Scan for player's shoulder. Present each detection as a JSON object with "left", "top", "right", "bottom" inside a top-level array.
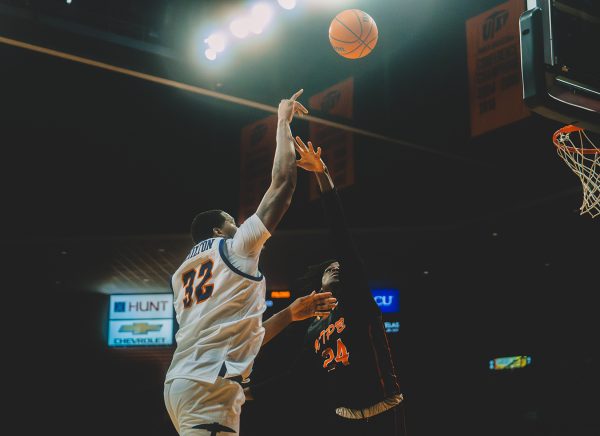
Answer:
[{"left": 237, "top": 213, "right": 268, "bottom": 233}]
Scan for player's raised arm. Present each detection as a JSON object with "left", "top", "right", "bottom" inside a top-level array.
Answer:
[
  {"left": 255, "top": 89, "right": 308, "bottom": 233},
  {"left": 295, "top": 136, "right": 369, "bottom": 296}
]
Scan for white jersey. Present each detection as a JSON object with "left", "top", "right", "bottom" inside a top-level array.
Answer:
[{"left": 165, "top": 214, "right": 270, "bottom": 385}]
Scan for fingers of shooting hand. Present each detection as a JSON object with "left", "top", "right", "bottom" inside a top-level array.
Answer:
[
  {"left": 290, "top": 89, "right": 304, "bottom": 101},
  {"left": 293, "top": 104, "right": 304, "bottom": 117},
  {"left": 316, "top": 147, "right": 322, "bottom": 158},
  {"left": 294, "top": 101, "right": 308, "bottom": 114},
  {"left": 308, "top": 141, "right": 316, "bottom": 154}
]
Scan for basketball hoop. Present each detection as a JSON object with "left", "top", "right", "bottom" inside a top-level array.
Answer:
[{"left": 553, "top": 125, "right": 600, "bottom": 218}]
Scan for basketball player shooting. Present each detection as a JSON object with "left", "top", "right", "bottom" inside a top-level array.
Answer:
[
  {"left": 246, "top": 137, "right": 405, "bottom": 436},
  {"left": 163, "top": 90, "right": 337, "bottom": 436}
]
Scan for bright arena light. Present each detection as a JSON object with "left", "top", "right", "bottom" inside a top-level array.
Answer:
[
  {"left": 277, "top": 0, "right": 296, "bottom": 10},
  {"left": 230, "top": 18, "right": 250, "bottom": 38},
  {"left": 250, "top": 3, "right": 273, "bottom": 31},
  {"left": 248, "top": 19, "right": 264, "bottom": 35},
  {"left": 205, "top": 32, "right": 227, "bottom": 52},
  {"left": 251, "top": 3, "right": 273, "bottom": 26},
  {"left": 197, "top": 1, "right": 279, "bottom": 60},
  {"left": 205, "top": 48, "right": 217, "bottom": 60}
]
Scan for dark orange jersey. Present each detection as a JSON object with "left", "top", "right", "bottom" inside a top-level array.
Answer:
[
  {"left": 300, "top": 188, "right": 401, "bottom": 411},
  {"left": 252, "top": 189, "right": 401, "bottom": 415}
]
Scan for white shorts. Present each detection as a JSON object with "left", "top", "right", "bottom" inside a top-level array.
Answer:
[{"left": 164, "top": 377, "right": 245, "bottom": 435}]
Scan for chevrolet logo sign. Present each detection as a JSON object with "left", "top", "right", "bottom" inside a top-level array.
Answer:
[{"left": 119, "top": 323, "right": 163, "bottom": 335}]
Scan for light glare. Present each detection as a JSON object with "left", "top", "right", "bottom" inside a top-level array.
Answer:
[
  {"left": 230, "top": 18, "right": 250, "bottom": 38},
  {"left": 249, "top": 3, "right": 273, "bottom": 34},
  {"left": 277, "top": 0, "right": 296, "bottom": 10},
  {"left": 251, "top": 3, "right": 273, "bottom": 24},
  {"left": 248, "top": 17, "right": 264, "bottom": 35},
  {"left": 205, "top": 48, "right": 217, "bottom": 60},
  {"left": 205, "top": 32, "right": 226, "bottom": 52}
]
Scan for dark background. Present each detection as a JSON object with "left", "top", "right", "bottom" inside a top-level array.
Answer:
[{"left": 1, "top": 0, "right": 598, "bottom": 435}]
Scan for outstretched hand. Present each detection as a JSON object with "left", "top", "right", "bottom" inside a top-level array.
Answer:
[
  {"left": 294, "top": 136, "right": 325, "bottom": 173},
  {"left": 278, "top": 89, "right": 309, "bottom": 123},
  {"left": 289, "top": 291, "right": 337, "bottom": 321}
]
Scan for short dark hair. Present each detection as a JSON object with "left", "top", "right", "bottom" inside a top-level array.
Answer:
[
  {"left": 190, "top": 210, "right": 226, "bottom": 244},
  {"left": 295, "top": 259, "right": 338, "bottom": 292}
]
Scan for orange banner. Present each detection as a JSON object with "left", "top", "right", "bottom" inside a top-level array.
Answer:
[
  {"left": 238, "top": 115, "right": 278, "bottom": 223},
  {"left": 466, "top": 0, "right": 530, "bottom": 137},
  {"left": 308, "top": 78, "right": 355, "bottom": 200}
]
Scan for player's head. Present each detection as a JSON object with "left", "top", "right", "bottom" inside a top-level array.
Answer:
[
  {"left": 321, "top": 261, "right": 341, "bottom": 291},
  {"left": 296, "top": 259, "right": 340, "bottom": 293},
  {"left": 190, "top": 210, "right": 238, "bottom": 244}
]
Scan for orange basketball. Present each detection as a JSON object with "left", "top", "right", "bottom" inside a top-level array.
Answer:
[{"left": 329, "top": 9, "right": 378, "bottom": 59}]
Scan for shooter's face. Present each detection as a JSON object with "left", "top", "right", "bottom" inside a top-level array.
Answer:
[
  {"left": 216, "top": 212, "right": 238, "bottom": 238},
  {"left": 321, "top": 262, "right": 340, "bottom": 291}
]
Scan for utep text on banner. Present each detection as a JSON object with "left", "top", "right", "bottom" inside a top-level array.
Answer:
[{"left": 466, "top": 0, "right": 530, "bottom": 137}]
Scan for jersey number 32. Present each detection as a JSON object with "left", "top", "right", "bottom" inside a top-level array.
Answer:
[{"left": 181, "top": 260, "right": 215, "bottom": 308}]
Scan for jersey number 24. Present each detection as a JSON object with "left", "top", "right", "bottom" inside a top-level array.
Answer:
[{"left": 322, "top": 338, "right": 350, "bottom": 370}]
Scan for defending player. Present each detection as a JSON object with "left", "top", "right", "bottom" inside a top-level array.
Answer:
[
  {"left": 163, "top": 90, "right": 333, "bottom": 436},
  {"left": 246, "top": 137, "right": 405, "bottom": 436}
]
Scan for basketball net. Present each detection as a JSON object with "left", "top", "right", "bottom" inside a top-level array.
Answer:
[{"left": 553, "top": 125, "right": 600, "bottom": 218}]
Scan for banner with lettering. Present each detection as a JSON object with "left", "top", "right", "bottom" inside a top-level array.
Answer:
[
  {"left": 108, "top": 293, "right": 174, "bottom": 347},
  {"left": 466, "top": 0, "right": 530, "bottom": 136}
]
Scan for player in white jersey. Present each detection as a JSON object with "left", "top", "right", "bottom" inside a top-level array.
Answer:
[{"left": 164, "top": 90, "right": 337, "bottom": 436}]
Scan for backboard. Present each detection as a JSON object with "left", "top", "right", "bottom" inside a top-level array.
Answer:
[{"left": 519, "top": 0, "right": 600, "bottom": 133}]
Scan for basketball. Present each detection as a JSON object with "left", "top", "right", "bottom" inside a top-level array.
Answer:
[{"left": 329, "top": 9, "right": 378, "bottom": 59}]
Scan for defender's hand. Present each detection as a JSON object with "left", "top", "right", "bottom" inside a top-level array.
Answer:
[
  {"left": 289, "top": 291, "right": 337, "bottom": 322},
  {"left": 295, "top": 136, "right": 325, "bottom": 173},
  {"left": 278, "top": 89, "right": 308, "bottom": 123}
]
